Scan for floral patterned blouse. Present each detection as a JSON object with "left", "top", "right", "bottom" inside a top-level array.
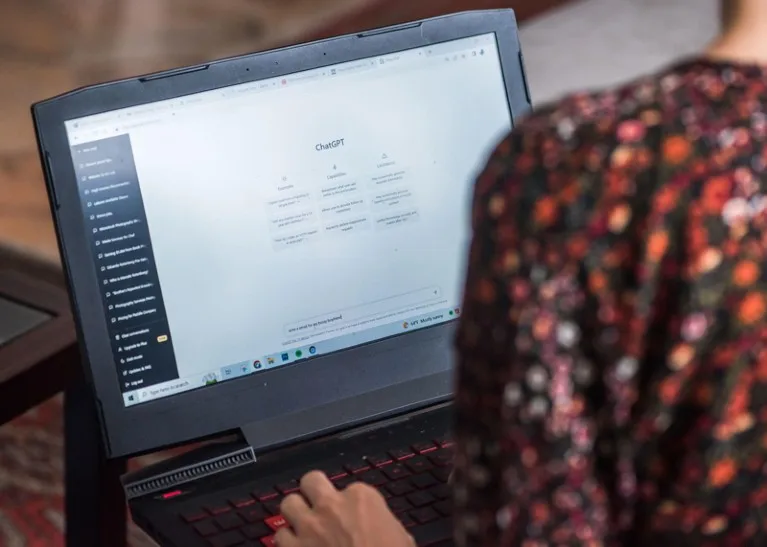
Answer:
[{"left": 452, "top": 58, "right": 767, "bottom": 546}]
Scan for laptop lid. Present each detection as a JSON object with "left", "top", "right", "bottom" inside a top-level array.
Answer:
[{"left": 32, "top": 9, "right": 532, "bottom": 458}]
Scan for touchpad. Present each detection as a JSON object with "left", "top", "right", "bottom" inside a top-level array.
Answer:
[{"left": 0, "top": 296, "right": 52, "bottom": 347}]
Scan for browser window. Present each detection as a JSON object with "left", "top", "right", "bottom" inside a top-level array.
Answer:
[{"left": 64, "top": 33, "right": 513, "bottom": 406}]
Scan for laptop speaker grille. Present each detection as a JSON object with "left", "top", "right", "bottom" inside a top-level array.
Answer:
[{"left": 124, "top": 447, "right": 256, "bottom": 500}]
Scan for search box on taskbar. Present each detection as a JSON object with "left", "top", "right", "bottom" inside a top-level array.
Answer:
[{"left": 284, "top": 286, "right": 443, "bottom": 338}]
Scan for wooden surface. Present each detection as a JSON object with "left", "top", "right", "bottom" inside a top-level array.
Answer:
[
  {"left": 0, "top": 246, "right": 77, "bottom": 422},
  {"left": 0, "top": 0, "right": 368, "bottom": 264},
  {"left": 300, "top": 0, "right": 573, "bottom": 44},
  {"left": 0, "top": 0, "right": 567, "bottom": 266}
]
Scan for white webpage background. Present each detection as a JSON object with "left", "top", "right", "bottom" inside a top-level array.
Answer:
[{"left": 128, "top": 51, "right": 511, "bottom": 378}]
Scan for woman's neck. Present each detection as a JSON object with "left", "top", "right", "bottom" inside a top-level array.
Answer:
[{"left": 707, "top": 11, "right": 767, "bottom": 66}]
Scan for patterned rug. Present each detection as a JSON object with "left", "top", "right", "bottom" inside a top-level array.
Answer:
[{"left": 0, "top": 395, "right": 165, "bottom": 547}]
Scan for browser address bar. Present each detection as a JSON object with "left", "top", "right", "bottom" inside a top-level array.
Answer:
[
  {"left": 333, "top": 61, "right": 377, "bottom": 76},
  {"left": 69, "top": 44, "right": 458, "bottom": 138},
  {"left": 287, "top": 72, "right": 324, "bottom": 84}
]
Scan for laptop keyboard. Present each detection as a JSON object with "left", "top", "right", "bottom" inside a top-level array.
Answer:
[{"left": 179, "top": 436, "right": 454, "bottom": 546}]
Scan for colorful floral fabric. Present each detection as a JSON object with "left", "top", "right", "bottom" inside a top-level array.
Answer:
[{"left": 452, "top": 58, "right": 767, "bottom": 546}]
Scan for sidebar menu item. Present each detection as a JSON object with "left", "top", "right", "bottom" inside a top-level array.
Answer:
[{"left": 71, "top": 134, "right": 180, "bottom": 397}]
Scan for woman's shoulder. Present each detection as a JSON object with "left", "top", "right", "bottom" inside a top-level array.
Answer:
[
  {"left": 488, "top": 56, "right": 748, "bottom": 182},
  {"left": 509, "top": 56, "right": 758, "bottom": 153},
  {"left": 510, "top": 68, "right": 673, "bottom": 151},
  {"left": 475, "top": 57, "right": 743, "bottom": 232},
  {"left": 485, "top": 74, "right": 664, "bottom": 193}
]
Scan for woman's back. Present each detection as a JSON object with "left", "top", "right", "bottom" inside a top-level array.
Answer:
[{"left": 451, "top": 55, "right": 767, "bottom": 546}]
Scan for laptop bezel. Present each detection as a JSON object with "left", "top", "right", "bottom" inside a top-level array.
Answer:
[{"left": 32, "top": 9, "right": 531, "bottom": 458}]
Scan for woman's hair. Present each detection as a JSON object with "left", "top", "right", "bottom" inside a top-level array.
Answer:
[
  {"left": 721, "top": 1, "right": 741, "bottom": 29},
  {"left": 719, "top": 0, "right": 752, "bottom": 30}
]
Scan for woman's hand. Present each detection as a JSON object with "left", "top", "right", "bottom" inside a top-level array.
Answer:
[{"left": 275, "top": 471, "right": 415, "bottom": 547}]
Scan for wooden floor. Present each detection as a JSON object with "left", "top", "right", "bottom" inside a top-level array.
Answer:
[
  {"left": 0, "top": 0, "right": 566, "bottom": 265},
  {"left": 0, "top": 0, "right": 373, "bottom": 263}
]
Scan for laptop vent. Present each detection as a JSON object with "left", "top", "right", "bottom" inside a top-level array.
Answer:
[{"left": 124, "top": 447, "right": 256, "bottom": 500}]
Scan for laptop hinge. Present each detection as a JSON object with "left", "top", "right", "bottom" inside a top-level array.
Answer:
[
  {"left": 238, "top": 407, "right": 413, "bottom": 452},
  {"left": 336, "top": 401, "right": 451, "bottom": 440},
  {"left": 238, "top": 373, "right": 450, "bottom": 454}
]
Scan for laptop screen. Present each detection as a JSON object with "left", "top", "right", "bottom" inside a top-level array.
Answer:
[{"left": 64, "top": 33, "right": 513, "bottom": 407}]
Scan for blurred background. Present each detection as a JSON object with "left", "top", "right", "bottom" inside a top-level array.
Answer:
[
  {"left": 0, "top": 0, "right": 720, "bottom": 263},
  {"left": 0, "top": 0, "right": 719, "bottom": 544}
]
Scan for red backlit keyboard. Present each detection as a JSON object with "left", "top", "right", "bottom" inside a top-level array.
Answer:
[{"left": 179, "top": 437, "right": 454, "bottom": 546}]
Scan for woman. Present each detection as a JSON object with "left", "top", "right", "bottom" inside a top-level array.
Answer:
[{"left": 274, "top": 1, "right": 767, "bottom": 544}]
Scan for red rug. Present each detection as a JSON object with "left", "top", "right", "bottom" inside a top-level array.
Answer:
[{"left": 0, "top": 395, "right": 166, "bottom": 546}]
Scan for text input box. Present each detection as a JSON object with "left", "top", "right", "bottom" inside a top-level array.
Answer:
[{"left": 284, "top": 286, "right": 442, "bottom": 337}]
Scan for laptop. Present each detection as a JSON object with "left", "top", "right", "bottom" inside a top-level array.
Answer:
[{"left": 32, "top": 9, "right": 532, "bottom": 547}]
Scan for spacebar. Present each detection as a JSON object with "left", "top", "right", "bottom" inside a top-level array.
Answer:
[{"left": 410, "top": 519, "right": 452, "bottom": 545}]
